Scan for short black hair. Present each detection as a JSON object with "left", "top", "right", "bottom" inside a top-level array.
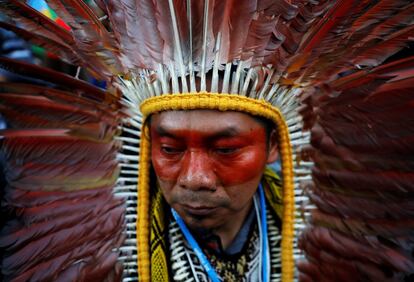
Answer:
[{"left": 252, "top": 115, "right": 276, "bottom": 143}]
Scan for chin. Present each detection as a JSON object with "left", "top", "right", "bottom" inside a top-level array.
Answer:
[
  {"left": 181, "top": 214, "right": 221, "bottom": 232},
  {"left": 173, "top": 204, "right": 224, "bottom": 229}
]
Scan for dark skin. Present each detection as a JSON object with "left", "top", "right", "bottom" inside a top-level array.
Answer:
[{"left": 150, "top": 110, "right": 278, "bottom": 249}]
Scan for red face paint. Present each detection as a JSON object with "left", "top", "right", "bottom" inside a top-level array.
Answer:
[{"left": 150, "top": 110, "right": 278, "bottom": 237}]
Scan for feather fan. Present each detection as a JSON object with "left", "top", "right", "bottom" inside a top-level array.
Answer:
[{"left": 0, "top": 0, "right": 413, "bottom": 281}]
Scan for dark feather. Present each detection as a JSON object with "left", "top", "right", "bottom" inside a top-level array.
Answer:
[{"left": 0, "top": 57, "right": 119, "bottom": 104}]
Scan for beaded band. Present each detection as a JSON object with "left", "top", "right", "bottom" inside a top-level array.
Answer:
[{"left": 137, "top": 92, "right": 295, "bottom": 281}]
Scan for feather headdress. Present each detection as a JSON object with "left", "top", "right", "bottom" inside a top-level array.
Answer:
[{"left": 0, "top": 0, "right": 413, "bottom": 281}]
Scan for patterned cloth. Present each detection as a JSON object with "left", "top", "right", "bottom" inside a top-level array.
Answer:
[
  {"left": 149, "top": 167, "right": 283, "bottom": 281},
  {"left": 168, "top": 213, "right": 261, "bottom": 282}
]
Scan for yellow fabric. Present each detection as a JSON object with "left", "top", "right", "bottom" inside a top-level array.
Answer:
[
  {"left": 137, "top": 92, "right": 295, "bottom": 281},
  {"left": 263, "top": 168, "right": 284, "bottom": 220},
  {"left": 150, "top": 188, "right": 169, "bottom": 281}
]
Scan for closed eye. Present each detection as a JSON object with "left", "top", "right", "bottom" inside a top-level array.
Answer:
[
  {"left": 161, "top": 146, "right": 184, "bottom": 155},
  {"left": 215, "top": 147, "right": 239, "bottom": 155}
]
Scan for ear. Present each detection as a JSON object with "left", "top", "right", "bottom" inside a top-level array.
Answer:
[{"left": 266, "top": 128, "right": 279, "bottom": 164}]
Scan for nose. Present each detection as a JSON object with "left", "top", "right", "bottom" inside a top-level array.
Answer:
[{"left": 177, "top": 150, "right": 216, "bottom": 191}]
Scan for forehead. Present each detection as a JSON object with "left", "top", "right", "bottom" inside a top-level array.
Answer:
[{"left": 150, "top": 110, "right": 263, "bottom": 134}]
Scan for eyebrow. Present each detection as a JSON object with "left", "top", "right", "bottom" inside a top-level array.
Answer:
[
  {"left": 155, "top": 125, "right": 176, "bottom": 138},
  {"left": 155, "top": 125, "right": 240, "bottom": 139}
]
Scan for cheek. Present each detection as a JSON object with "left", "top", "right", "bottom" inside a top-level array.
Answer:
[
  {"left": 151, "top": 147, "right": 181, "bottom": 182},
  {"left": 215, "top": 146, "right": 268, "bottom": 186},
  {"left": 151, "top": 148, "right": 177, "bottom": 204}
]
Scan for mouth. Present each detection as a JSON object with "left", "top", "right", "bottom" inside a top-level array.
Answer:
[{"left": 180, "top": 204, "right": 218, "bottom": 216}]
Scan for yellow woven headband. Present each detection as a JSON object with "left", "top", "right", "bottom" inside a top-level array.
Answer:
[{"left": 137, "top": 92, "right": 295, "bottom": 281}]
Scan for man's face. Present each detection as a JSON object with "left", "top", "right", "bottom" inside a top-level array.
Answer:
[{"left": 150, "top": 110, "right": 278, "bottom": 232}]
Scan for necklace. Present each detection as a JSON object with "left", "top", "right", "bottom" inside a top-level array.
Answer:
[{"left": 171, "top": 183, "right": 269, "bottom": 282}]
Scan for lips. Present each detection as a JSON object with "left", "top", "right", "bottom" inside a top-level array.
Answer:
[{"left": 181, "top": 204, "right": 218, "bottom": 216}]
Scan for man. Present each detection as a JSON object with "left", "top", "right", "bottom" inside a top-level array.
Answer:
[
  {"left": 134, "top": 92, "right": 298, "bottom": 282},
  {"left": 149, "top": 109, "right": 280, "bottom": 281}
]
